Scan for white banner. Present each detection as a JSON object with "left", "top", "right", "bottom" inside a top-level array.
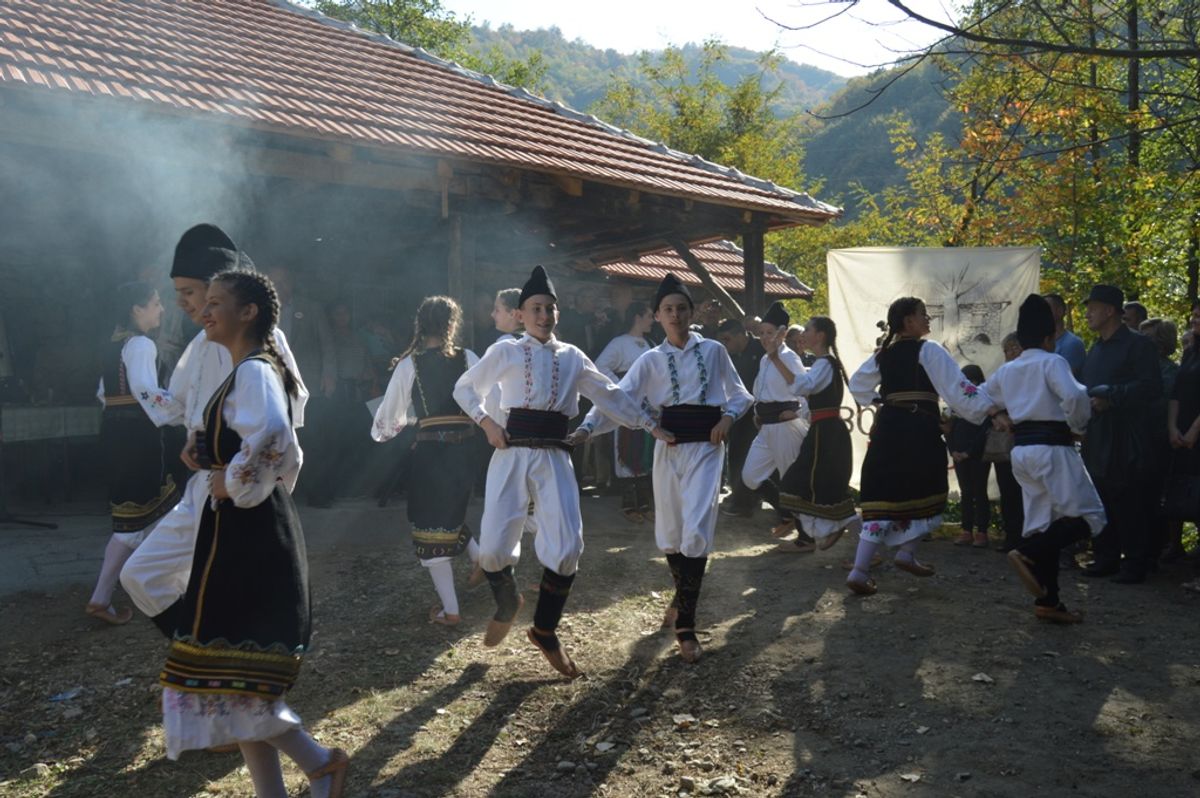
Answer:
[{"left": 826, "top": 247, "right": 1041, "bottom": 487}]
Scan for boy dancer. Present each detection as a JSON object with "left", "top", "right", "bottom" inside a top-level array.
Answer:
[
  {"left": 740, "top": 301, "right": 811, "bottom": 543},
  {"left": 119, "top": 224, "right": 307, "bottom": 635},
  {"left": 985, "top": 295, "right": 1107, "bottom": 623},
  {"left": 578, "top": 274, "right": 752, "bottom": 663},
  {"left": 453, "top": 266, "right": 669, "bottom": 678}
]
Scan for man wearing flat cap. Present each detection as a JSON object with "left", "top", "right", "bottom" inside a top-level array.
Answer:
[{"left": 1079, "top": 284, "right": 1162, "bottom": 583}]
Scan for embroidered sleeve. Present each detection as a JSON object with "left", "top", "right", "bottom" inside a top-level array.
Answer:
[
  {"left": 582, "top": 351, "right": 653, "bottom": 436},
  {"left": 371, "top": 357, "right": 416, "bottom": 442},
  {"left": 221, "top": 360, "right": 302, "bottom": 506},
  {"left": 920, "top": 341, "right": 994, "bottom": 424},
  {"left": 123, "top": 336, "right": 180, "bottom": 427}
]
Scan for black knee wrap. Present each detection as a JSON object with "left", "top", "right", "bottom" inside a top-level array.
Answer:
[
  {"left": 485, "top": 566, "right": 520, "bottom": 622},
  {"left": 674, "top": 556, "right": 707, "bottom": 630},
  {"left": 533, "top": 568, "right": 575, "bottom": 634}
]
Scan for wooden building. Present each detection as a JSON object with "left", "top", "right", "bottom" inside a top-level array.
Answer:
[{"left": 0, "top": 0, "right": 839, "bottom": 373}]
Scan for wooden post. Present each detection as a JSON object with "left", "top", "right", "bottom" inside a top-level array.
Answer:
[
  {"left": 447, "top": 214, "right": 477, "bottom": 347},
  {"left": 742, "top": 227, "right": 765, "bottom": 319},
  {"left": 668, "top": 238, "right": 745, "bottom": 320}
]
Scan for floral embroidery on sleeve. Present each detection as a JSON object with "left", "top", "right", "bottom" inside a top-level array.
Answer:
[
  {"left": 960, "top": 381, "right": 979, "bottom": 398},
  {"left": 140, "top": 390, "right": 172, "bottom": 408},
  {"left": 231, "top": 437, "right": 286, "bottom": 487}
]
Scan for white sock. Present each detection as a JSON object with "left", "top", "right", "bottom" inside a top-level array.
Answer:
[
  {"left": 89, "top": 535, "right": 136, "bottom": 607},
  {"left": 895, "top": 540, "right": 919, "bottom": 563},
  {"left": 847, "top": 537, "right": 880, "bottom": 583},
  {"left": 427, "top": 559, "right": 459, "bottom": 616},
  {"left": 268, "top": 728, "right": 332, "bottom": 798},
  {"left": 239, "top": 740, "right": 287, "bottom": 798}
]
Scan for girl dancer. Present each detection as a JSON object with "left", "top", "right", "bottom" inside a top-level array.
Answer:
[
  {"left": 739, "top": 301, "right": 811, "bottom": 546},
  {"left": 372, "top": 296, "right": 483, "bottom": 626},
  {"left": 595, "top": 301, "right": 656, "bottom": 521},
  {"left": 87, "top": 282, "right": 181, "bottom": 624},
  {"left": 579, "top": 274, "right": 752, "bottom": 663},
  {"left": 846, "top": 297, "right": 994, "bottom": 595},
  {"left": 987, "top": 295, "right": 1106, "bottom": 623},
  {"left": 779, "top": 316, "right": 860, "bottom": 551},
  {"left": 159, "top": 271, "right": 347, "bottom": 797},
  {"left": 454, "top": 266, "right": 667, "bottom": 678}
]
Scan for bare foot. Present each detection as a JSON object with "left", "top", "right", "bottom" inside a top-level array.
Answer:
[{"left": 483, "top": 594, "right": 524, "bottom": 646}]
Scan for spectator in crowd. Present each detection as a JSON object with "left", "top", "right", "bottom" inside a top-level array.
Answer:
[
  {"left": 472, "top": 289, "right": 501, "bottom": 352},
  {"left": 268, "top": 266, "right": 337, "bottom": 507},
  {"left": 1167, "top": 303, "right": 1200, "bottom": 581},
  {"left": 492, "top": 288, "right": 522, "bottom": 339},
  {"left": 361, "top": 313, "right": 398, "bottom": 385},
  {"left": 716, "top": 317, "right": 766, "bottom": 516},
  {"left": 1044, "top": 293, "right": 1086, "bottom": 378},
  {"left": 315, "top": 301, "right": 375, "bottom": 504},
  {"left": 993, "top": 333, "right": 1025, "bottom": 551},
  {"left": 1139, "top": 318, "right": 1181, "bottom": 564},
  {"left": 1080, "top": 284, "right": 1162, "bottom": 583},
  {"left": 785, "top": 324, "right": 805, "bottom": 356},
  {"left": 946, "top": 364, "right": 992, "bottom": 547},
  {"left": 1123, "top": 301, "right": 1149, "bottom": 332},
  {"left": 692, "top": 297, "right": 722, "bottom": 340}
]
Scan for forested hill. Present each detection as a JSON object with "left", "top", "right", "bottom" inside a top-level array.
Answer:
[{"left": 467, "top": 24, "right": 848, "bottom": 116}]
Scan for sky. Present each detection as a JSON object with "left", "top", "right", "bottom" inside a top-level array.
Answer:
[{"left": 439, "top": 0, "right": 958, "bottom": 77}]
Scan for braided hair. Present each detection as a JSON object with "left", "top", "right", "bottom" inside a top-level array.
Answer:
[
  {"left": 209, "top": 269, "right": 300, "bottom": 398},
  {"left": 806, "top": 316, "right": 850, "bottom": 389},
  {"left": 398, "top": 295, "right": 462, "bottom": 362},
  {"left": 876, "top": 296, "right": 925, "bottom": 362}
]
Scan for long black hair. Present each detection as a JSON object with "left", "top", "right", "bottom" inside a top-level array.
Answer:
[
  {"left": 806, "top": 315, "right": 850, "bottom": 388},
  {"left": 209, "top": 270, "right": 300, "bottom": 398},
  {"left": 876, "top": 296, "right": 925, "bottom": 361}
]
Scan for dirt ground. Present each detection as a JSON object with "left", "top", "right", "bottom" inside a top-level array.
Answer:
[{"left": 1, "top": 494, "right": 1198, "bottom": 798}]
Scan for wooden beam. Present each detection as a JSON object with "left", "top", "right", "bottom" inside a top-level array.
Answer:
[
  {"left": 742, "top": 227, "right": 766, "bottom": 318},
  {"left": 553, "top": 174, "right": 584, "bottom": 197},
  {"left": 668, "top": 238, "right": 745, "bottom": 320}
]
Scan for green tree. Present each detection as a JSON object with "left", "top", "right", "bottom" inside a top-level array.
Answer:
[{"left": 312, "top": 1, "right": 547, "bottom": 92}]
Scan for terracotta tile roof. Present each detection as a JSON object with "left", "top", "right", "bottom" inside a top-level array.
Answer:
[
  {"left": 0, "top": 0, "right": 841, "bottom": 224},
  {"left": 598, "top": 240, "right": 813, "bottom": 299}
]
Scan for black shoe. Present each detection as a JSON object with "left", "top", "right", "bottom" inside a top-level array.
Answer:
[
  {"left": 1082, "top": 561, "right": 1119, "bottom": 578},
  {"left": 1111, "top": 570, "right": 1145, "bottom": 584},
  {"left": 719, "top": 502, "right": 753, "bottom": 518}
]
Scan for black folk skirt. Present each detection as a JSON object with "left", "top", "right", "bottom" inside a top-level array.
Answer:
[
  {"left": 780, "top": 416, "right": 855, "bottom": 521},
  {"left": 101, "top": 404, "right": 181, "bottom": 533},
  {"left": 859, "top": 405, "right": 948, "bottom": 523},
  {"left": 160, "top": 483, "right": 310, "bottom": 699},
  {"left": 407, "top": 436, "right": 475, "bottom": 560}
]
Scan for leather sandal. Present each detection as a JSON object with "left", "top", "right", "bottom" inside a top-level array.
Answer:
[
  {"left": 846, "top": 576, "right": 877, "bottom": 596},
  {"left": 893, "top": 558, "right": 936, "bottom": 577},
  {"left": 526, "top": 627, "right": 582, "bottom": 679},
  {"left": 85, "top": 603, "right": 132, "bottom": 625},
  {"left": 1007, "top": 550, "right": 1048, "bottom": 598},
  {"left": 817, "top": 528, "right": 846, "bottom": 551},
  {"left": 306, "top": 747, "right": 350, "bottom": 798},
  {"left": 483, "top": 593, "right": 524, "bottom": 647},
  {"left": 429, "top": 605, "right": 461, "bottom": 626},
  {"left": 953, "top": 531, "right": 972, "bottom": 546},
  {"left": 621, "top": 508, "right": 645, "bottom": 523},
  {"left": 771, "top": 519, "right": 795, "bottom": 538}
]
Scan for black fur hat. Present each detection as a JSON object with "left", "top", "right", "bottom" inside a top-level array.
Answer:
[
  {"left": 170, "top": 223, "right": 254, "bottom": 280},
  {"left": 1016, "top": 293, "right": 1055, "bottom": 350},
  {"left": 653, "top": 272, "right": 693, "bottom": 311},
  {"left": 518, "top": 265, "right": 556, "bottom": 307},
  {"left": 762, "top": 301, "right": 789, "bottom": 329}
]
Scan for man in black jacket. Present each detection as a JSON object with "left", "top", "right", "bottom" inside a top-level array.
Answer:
[{"left": 1079, "top": 284, "right": 1163, "bottom": 583}]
